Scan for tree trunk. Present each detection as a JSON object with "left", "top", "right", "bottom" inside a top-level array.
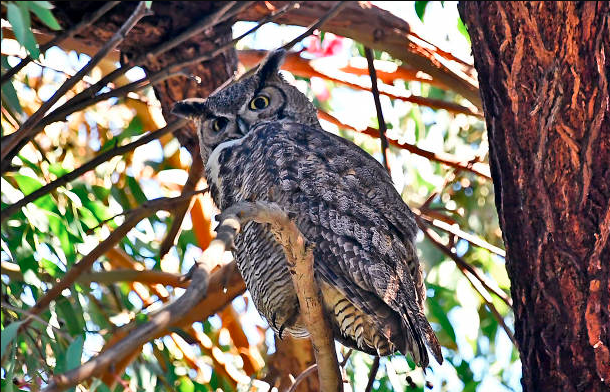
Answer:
[{"left": 459, "top": 2, "right": 609, "bottom": 391}]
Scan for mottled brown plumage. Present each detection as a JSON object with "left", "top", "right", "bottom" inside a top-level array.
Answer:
[{"left": 173, "top": 49, "right": 442, "bottom": 367}]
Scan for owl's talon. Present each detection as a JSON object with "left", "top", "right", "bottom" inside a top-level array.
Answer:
[{"left": 278, "top": 323, "right": 286, "bottom": 340}]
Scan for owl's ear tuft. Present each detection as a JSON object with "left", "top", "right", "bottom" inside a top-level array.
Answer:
[
  {"left": 256, "top": 49, "right": 286, "bottom": 82},
  {"left": 172, "top": 98, "right": 207, "bottom": 120}
]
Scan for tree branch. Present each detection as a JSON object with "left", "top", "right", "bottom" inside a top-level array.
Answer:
[
  {"left": 419, "top": 221, "right": 516, "bottom": 345},
  {"left": 1, "top": 2, "right": 152, "bottom": 164},
  {"left": 364, "top": 46, "right": 391, "bottom": 172},
  {"left": 219, "top": 201, "right": 342, "bottom": 392},
  {"left": 1, "top": 119, "right": 187, "bottom": 222},
  {"left": 364, "top": 356, "right": 380, "bottom": 392},
  {"left": 317, "top": 110, "right": 491, "bottom": 179},
  {"left": 158, "top": 153, "right": 204, "bottom": 259}
]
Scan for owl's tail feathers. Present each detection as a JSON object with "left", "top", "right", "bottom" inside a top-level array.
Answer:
[{"left": 400, "top": 307, "right": 444, "bottom": 368}]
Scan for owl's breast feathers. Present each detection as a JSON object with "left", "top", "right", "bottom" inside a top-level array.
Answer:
[{"left": 205, "top": 121, "right": 442, "bottom": 366}]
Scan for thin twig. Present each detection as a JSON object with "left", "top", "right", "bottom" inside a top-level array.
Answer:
[
  {"left": 158, "top": 153, "right": 204, "bottom": 259},
  {"left": 317, "top": 110, "right": 491, "bottom": 179},
  {"left": 418, "top": 218, "right": 513, "bottom": 308},
  {"left": 281, "top": 1, "right": 347, "bottom": 51},
  {"left": 1, "top": 119, "right": 187, "bottom": 222},
  {"left": 286, "top": 364, "right": 318, "bottom": 392},
  {"left": 0, "top": 2, "right": 120, "bottom": 85},
  {"left": 364, "top": 46, "right": 391, "bottom": 172},
  {"left": 364, "top": 356, "right": 380, "bottom": 392},
  {"left": 419, "top": 222, "right": 517, "bottom": 346},
  {"left": 1, "top": 2, "right": 152, "bottom": 164}
]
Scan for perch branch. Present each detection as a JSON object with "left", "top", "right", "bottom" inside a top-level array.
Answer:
[
  {"left": 364, "top": 46, "right": 391, "bottom": 172},
  {"left": 1, "top": 119, "right": 187, "bottom": 222},
  {"left": 0, "top": 2, "right": 120, "bottom": 85},
  {"left": 1, "top": 2, "right": 151, "bottom": 163},
  {"left": 219, "top": 201, "right": 342, "bottom": 392}
]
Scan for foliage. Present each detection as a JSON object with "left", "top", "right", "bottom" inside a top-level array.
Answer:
[{"left": 1, "top": 2, "right": 519, "bottom": 392}]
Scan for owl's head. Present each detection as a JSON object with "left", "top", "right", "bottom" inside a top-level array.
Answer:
[{"left": 172, "top": 49, "right": 319, "bottom": 162}]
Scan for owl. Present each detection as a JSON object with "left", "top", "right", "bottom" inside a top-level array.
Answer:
[{"left": 172, "top": 49, "right": 443, "bottom": 367}]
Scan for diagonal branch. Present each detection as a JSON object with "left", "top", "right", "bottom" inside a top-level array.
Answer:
[
  {"left": 418, "top": 220, "right": 517, "bottom": 346},
  {"left": 364, "top": 46, "right": 391, "bottom": 172},
  {"left": 28, "top": 188, "right": 207, "bottom": 320},
  {"left": 158, "top": 153, "right": 204, "bottom": 259},
  {"left": 1, "top": 119, "right": 187, "bottom": 222},
  {"left": 1, "top": 2, "right": 152, "bottom": 163},
  {"left": 317, "top": 110, "right": 491, "bottom": 179}
]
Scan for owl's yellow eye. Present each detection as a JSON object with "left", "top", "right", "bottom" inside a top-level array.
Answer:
[
  {"left": 213, "top": 117, "right": 228, "bottom": 132},
  {"left": 249, "top": 95, "right": 270, "bottom": 110}
]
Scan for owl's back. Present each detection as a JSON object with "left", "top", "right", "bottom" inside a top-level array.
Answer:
[{"left": 206, "top": 120, "right": 442, "bottom": 366}]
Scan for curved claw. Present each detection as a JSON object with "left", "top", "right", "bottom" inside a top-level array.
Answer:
[{"left": 278, "top": 323, "right": 286, "bottom": 340}]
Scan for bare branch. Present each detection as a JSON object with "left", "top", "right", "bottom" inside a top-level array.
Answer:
[
  {"left": 1, "top": 120, "right": 187, "bottom": 222},
  {"left": 1, "top": 2, "right": 152, "bottom": 163},
  {"left": 364, "top": 46, "right": 391, "bottom": 172},
  {"left": 280, "top": 1, "right": 348, "bottom": 51},
  {"left": 419, "top": 221, "right": 517, "bottom": 346},
  {"left": 286, "top": 364, "right": 318, "bottom": 392},
  {"left": 317, "top": 110, "right": 491, "bottom": 180},
  {"left": 0, "top": 2, "right": 120, "bottom": 85},
  {"left": 364, "top": 356, "right": 380, "bottom": 392},
  {"left": 159, "top": 153, "right": 204, "bottom": 259}
]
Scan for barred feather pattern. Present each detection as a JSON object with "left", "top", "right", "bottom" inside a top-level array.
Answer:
[{"left": 205, "top": 120, "right": 443, "bottom": 366}]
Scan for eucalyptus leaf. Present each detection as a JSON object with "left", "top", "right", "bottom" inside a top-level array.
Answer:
[{"left": 1, "top": 321, "right": 23, "bottom": 359}]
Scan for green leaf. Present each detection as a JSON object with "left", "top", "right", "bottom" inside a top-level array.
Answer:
[
  {"left": 1, "top": 321, "right": 23, "bottom": 358},
  {"left": 7, "top": 2, "right": 40, "bottom": 59},
  {"left": 457, "top": 17, "right": 471, "bottom": 44},
  {"left": 27, "top": 2, "right": 62, "bottom": 30},
  {"left": 65, "top": 335, "right": 84, "bottom": 371},
  {"left": 127, "top": 175, "right": 148, "bottom": 205},
  {"left": 414, "top": 1, "right": 429, "bottom": 21},
  {"left": 3, "top": 344, "right": 17, "bottom": 392},
  {"left": 428, "top": 295, "right": 457, "bottom": 346},
  {"left": 41, "top": 258, "right": 64, "bottom": 278},
  {"left": 1, "top": 81, "right": 23, "bottom": 115}
]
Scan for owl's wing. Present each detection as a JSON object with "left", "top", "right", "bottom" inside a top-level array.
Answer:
[{"left": 226, "top": 121, "right": 442, "bottom": 365}]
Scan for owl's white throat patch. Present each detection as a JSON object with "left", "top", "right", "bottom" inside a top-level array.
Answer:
[{"left": 206, "top": 136, "right": 246, "bottom": 188}]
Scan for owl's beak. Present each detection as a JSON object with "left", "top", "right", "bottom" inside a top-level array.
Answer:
[{"left": 236, "top": 116, "right": 249, "bottom": 135}]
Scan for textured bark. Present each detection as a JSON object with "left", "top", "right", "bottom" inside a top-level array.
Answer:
[{"left": 459, "top": 2, "right": 609, "bottom": 391}]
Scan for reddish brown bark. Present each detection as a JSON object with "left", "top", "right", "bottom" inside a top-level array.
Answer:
[{"left": 459, "top": 2, "right": 609, "bottom": 391}]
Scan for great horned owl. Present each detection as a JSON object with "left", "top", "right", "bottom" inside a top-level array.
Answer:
[{"left": 173, "top": 49, "right": 443, "bottom": 367}]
